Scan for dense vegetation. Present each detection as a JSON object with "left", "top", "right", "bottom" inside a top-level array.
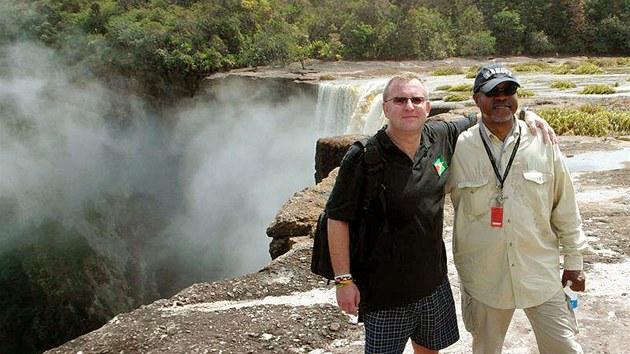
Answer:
[{"left": 2, "top": 0, "right": 629, "bottom": 100}]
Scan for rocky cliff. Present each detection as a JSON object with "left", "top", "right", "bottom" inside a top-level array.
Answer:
[
  {"left": 44, "top": 128, "right": 630, "bottom": 353},
  {"left": 266, "top": 134, "right": 367, "bottom": 260},
  {"left": 40, "top": 56, "right": 630, "bottom": 353}
]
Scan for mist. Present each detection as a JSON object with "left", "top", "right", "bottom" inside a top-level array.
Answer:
[
  {"left": 0, "top": 40, "right": 318, "bottom": 291},
  {"left": 164, "top": 77, "right": 318, "bottom": 285},
  {"left": 0, "top": 42, "right": 170, "bottom": 227}
]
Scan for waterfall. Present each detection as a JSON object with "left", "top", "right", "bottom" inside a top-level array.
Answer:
[{"left": 316, "top": 79, "right": 389, "bottom": 136}]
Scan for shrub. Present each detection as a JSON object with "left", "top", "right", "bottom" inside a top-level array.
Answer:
[
  {"left": 551, "top": 62, "right": 579, "bottom": 74},
  {"left": 458, "top": 31, "right": 496, "bottom": 57},
  {"left": 448, "top": 83, "right": 474, "bottom": 92},
  {"left": 434, "top": 85, "right": 452, "bottom": 91},
  {"left": 579, "top": 104, "right": 604, "bottom": 114},
  {"left": 587, "top": 57, "right": 630, "bottom": 67},
  {"left": 465, "top": 65, "right": 481, "bottom": 78},
  {"left": 310, "top": 36, "right": 344, "bottom": 61},
  {"left": 517, "top": 89, "right": 535, "bottom": 97},
  {"left": 540, "top": 105, "right": 630, "bottom": 136},
  {"left": 431, "top": 66, "right": 464, "bottom": 76},
  {"left": 319, "top": 74, "right": 336, "bottom": 80},
  {"left": 512, "top": 61, "right": 550, "bottom": 72},
  {"left": 610, "top": 112, "right": 630, "bottom": 133},
  {"left": 579, "top": 85, "right": 615, "bottom": 94},
  {"left": 573, "top": 62, "right": 605, "bottom": 75},
  {"left": 444, "top": 93, "right": 469, "bottom": 102},
  {"left": 551, "top": 61, "right": 605, "bottom": 75},
  {"left": 550, "top": 81, "right": 577, "bottom": 90},
  {"left": 527, "top": 31, "right": 554, "bottom": 55}
]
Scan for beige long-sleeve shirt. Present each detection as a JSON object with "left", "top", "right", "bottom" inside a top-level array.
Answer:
[{"left": 447, "top": 119, "right": 587, "bottom": 309}]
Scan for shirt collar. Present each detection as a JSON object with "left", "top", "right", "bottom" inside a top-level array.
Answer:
[
  {"left": 377, "top": 125, "right": 432, "bottom": 155},
  {"left": 479, "top": 117, "right": 520, "bottom": 145}
]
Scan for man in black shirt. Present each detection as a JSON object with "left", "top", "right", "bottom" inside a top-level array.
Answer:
[{"left": 326, "top": 72, "right": 554, "bottom": 354}]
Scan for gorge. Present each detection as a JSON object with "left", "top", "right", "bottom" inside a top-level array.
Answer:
[{"left": 1, "top": 42, "right": 323, "bottom": 353}]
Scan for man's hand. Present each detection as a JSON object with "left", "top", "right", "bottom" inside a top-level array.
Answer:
[
  {"left": 562, "top": 270, "right": 586, "bottom": 292},
  {"left": 522, "top": 109, "right": 558, "bottom": 144},
  {"left": 336, "top": 282, "right": 360, "bottom": 316}
]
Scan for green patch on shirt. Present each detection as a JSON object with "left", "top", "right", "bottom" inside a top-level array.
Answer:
[{"left": 433, "top": 156, "right": 448, "bottom": 176}]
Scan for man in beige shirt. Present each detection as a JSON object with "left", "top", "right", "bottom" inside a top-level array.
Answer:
[{"left": 447, "top": 64, "right": 588, "bottom": 354}]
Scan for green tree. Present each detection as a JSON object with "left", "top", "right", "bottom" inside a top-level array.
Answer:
[
  {"left": 240, "top": 19, "right": 308, "bottom": 67},
  {"left": 492, "top": 9, "right": 525, "bottom": 54},
  {"left": 590, "top": 15, "right": 630, "bottom": 53},
  {"left": 340, "top": 21, "right": 377, "bottom": 59},
  {"left": 583, "top": 0, "right": 630, "bottom": 53},
  {"left": 395, "top": 6, "right": 456, "bottom": 59},
  {"left": 458, "top": 31, "right": 496, "bottom": 57},
  {"left": 3, "top": 0, "right": 630, "bottom": 103},
  {"left": 527, "top": 30, "right": 555, "bottom": 55},
  {"left": 455, "top": 5, "right": 496, "bottom": 56},
  {"left": 542, "top": 0, "right": 586, "bottom": 52}
]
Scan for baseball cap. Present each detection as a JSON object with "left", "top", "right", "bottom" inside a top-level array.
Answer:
[{"left": 473, "top": 63, "right": 520, "bottom": 93}]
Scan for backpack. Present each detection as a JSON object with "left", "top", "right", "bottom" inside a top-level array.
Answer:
[{"left": 310, "top": 136, "right": 387, "bottom": 280}]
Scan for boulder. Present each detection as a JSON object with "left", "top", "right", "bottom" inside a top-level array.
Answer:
[
  {"left": 314, "top": 135, "right": 368, "bottom": 184},
  {"left": 267, "top": 133, "right": 383, "bottom": 259},
  {"left": 267, "top": 168, "right": 339, "bottom": 259}
]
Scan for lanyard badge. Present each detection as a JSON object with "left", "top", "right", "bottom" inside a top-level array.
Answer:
[{"left": 490, "top": 206, "right": 504, "bottom": 227}]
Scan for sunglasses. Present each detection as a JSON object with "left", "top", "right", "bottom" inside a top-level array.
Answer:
[
  {"left": 485, "top": 85, "right": 519, "bottom": 97},
  {"left": 385, "top": 96, "right": 427, "bottom": 105}
]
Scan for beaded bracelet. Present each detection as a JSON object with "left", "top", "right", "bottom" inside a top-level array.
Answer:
[
  {"left": 334, "top": 274, "right": 353, "bottom": 288},
  {"left": 334, "top": 273, "right": 352, "bottom": 282}
]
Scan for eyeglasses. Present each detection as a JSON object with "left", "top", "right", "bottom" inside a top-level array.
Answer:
[
  {"left": 384, "top": 96, "right": 427, "bottom": 106},
  {"left": 485, "top": 85, "right": 519, "bottom": 97}
]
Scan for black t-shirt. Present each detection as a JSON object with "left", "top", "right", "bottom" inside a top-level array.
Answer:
[{"left": 326, "top": 116, "right": 475, "bottom": 313}]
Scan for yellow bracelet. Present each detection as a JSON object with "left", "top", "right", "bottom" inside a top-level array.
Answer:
[{"left": 335, "top": 279, "right": 353, "bottom": 288}]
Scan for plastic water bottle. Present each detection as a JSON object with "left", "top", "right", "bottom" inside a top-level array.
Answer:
[{"left": 564, "top": 280, "right": 579, "bottom": 310}]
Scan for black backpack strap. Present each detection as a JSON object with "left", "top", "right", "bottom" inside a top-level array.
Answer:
[{"left": 355, "top": 136, "right": 389, "bottom": 234}]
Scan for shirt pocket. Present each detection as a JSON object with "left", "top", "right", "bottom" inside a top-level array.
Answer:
[
  {"left": 522, "top": 170, "right": 552, "bottom": 185},
  {"left": 521, "top": 170, "right": 553, "bottom": 216},
  {"left": 456, "top": 178, "right": 492, "bottom": 219}
]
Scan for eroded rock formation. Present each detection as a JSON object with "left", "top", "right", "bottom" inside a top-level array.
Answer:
[{"left": 266, "top": 134, "right": 367, "bottom": 259}]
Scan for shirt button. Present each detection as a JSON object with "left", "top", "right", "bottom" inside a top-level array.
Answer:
[
  {"left": 507, "top": 219, "right": 511, "bottom": 223},
  {"left": 511, "top": 264, "right": 515, "bottom": 267},
  {"left": 509, "top": 242, "right": 513, "bottom": 246}
]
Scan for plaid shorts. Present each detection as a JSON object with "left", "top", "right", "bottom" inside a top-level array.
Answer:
[{"left": 363, "top": 277, "right": 459, "bottom": 353}]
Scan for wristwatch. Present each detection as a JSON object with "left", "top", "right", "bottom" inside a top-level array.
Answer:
[{"left": 519, "top": 106, "right": 529, "bottom": 120}]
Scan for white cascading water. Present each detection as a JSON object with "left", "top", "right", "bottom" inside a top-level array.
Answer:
[{"left": 316, "top": 79, "right": 389, "bottom": 136}]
